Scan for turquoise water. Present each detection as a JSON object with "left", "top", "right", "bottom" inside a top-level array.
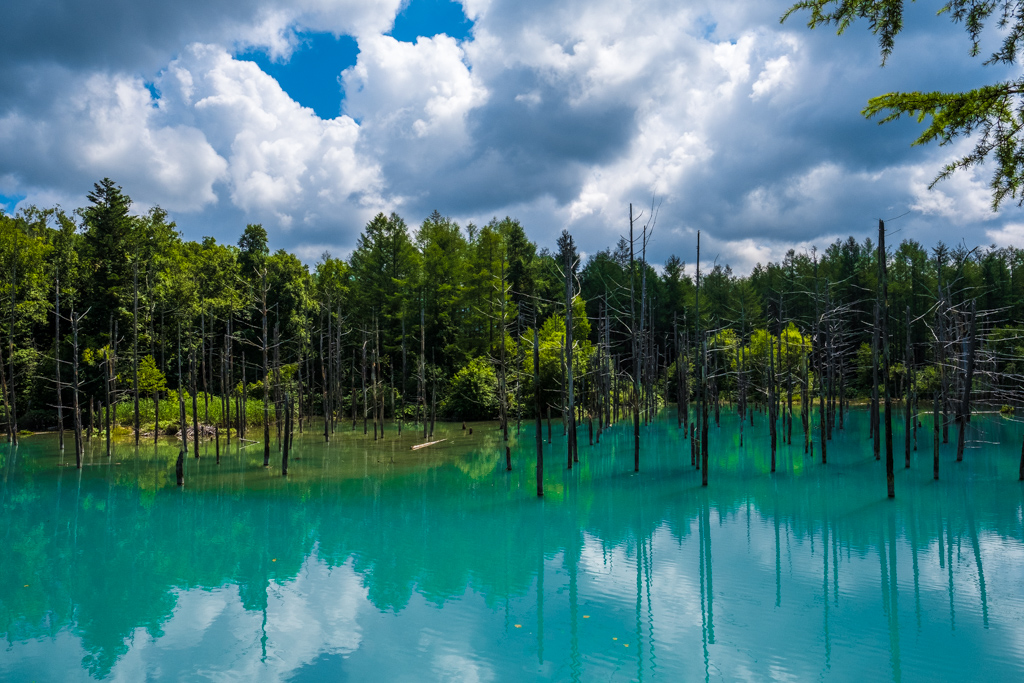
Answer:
[{"left": 1, "top": 408, "right": 1023, "bottom": 681}]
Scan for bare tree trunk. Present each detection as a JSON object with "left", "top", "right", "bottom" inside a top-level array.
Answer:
[
  {"left": 282, "top": 394, "right": 291, "bottom": 476},
  {"left": 71, "top": 307, "right": 84, "bottom": 467},
  {"left": 564, "top": 242, "right": 576, "bottom": 469},
  {"left": 350, "top": 349, "right": 356, "bottom": 430},
  {"left": 769, "top": 331, "right": 777, "bottom": 473},
  {"left": 872, "top": 300, "right": 880, "bottom": 460},
  {"left": 813, "top": 254, "right": 825, "bottom": 462},
  {"left": 956, "top": 300, "right": 978, "bottom": 462},
  {"left": 261, "top": 270, "right": 270, "bottom": 467},
  {"left": 202, "top": 311, "right": 209, "bottom": 426},
  {"left": 429, "top": 359, "right": 437, "bottom": 439},
  {"left": 696, "top": 231, "right": 705, "bottom": 483},
  {"left": 802, "top": 345, "right": 809, "bottom": 454},
  {"left": 156, "top": 308, "right": 162, "bottom": 443},
  {"left": 177, "top": 323, "right": 186, "bottom": 457},
  {"left": 1019, "top": 436, "right": 1023, "bottom": 481},
  {"left": 0, "top": 337, "right": 12, "bottom": 444},
  {"left": 879, "top": 220, "right": 895, "bottom": 498},
  {"left": 321, "top": 311, "right": 329, "bottom": 442},
  {"left": 905, "top": 306, "right": 912, "bottom": 468},
  {"left": 361, "top": 332, "right": 368, "bottom": 436},
  {"left": 55, "top": 276, "right": 65, "bottom": 450},
  {"left": 534, "top": 321, "right": 543, "bottom": 497},
  {"left": 936, "top": 247, "right": 950, "bottom": 444},
  {"left": 701, "top": 337, "right": 709, "bottom": 484},
  {"left": 275, "top": 321, "right": 282, "bottom": 449},
  {"left": 8, "top": 256, "right": 18, "bottom": 445},
  {"left": 191, "top": 341, "right": 200, "bottom": 458},
  {"left": 401, "top": 317, "right": 407, "bottom": 435},
  {"left": 421, "top": 301, "right": 427, "bottom": 439},
  {"left": 630, "top": 205, "right": 640, "bottom": 472},
  {"left": 241, "top": 361, "right": 247, "bottom": 439},
  {"left": 133, "top": 261, "right": 140, "bottom": 445},
  {"left": 105, "top": 342, "right": 112, "bottom": 456}
]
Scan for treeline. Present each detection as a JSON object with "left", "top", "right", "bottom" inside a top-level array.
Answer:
[{"left": 3, "top": 180, "right": 1024, "bottom": 488}]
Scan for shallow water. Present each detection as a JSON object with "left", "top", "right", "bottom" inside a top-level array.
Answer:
[{"left": 1, "top": 408, "right": 1023, "bottom": 681}]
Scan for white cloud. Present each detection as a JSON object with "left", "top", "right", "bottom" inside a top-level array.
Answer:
[
  {"left": 343, "top": 34, "right": 487, "bottom": 145},
  {"left": 2, "top": 0, "right": 1022, "bottom": 266},
  {"left": 985, "top": 223, "right": 1024, "bottom": 248},
  {"left": 0, "top": 69, "right": 227, "bottom": 212},
  {"left": 165, "top": 44, "right": 386, "bottom": 224}
]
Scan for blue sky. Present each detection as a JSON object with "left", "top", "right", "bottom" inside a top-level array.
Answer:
[
  {"left": 1, "top": 0, "right": 1022, "bottom": 271},
  {"left": 236, "top": 0, "right": 473, "bottom": 120}
]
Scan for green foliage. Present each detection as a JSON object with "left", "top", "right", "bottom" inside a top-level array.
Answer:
[
  {"left": 442, "top": 357, "right": 500, "bottom": 420},
  {"left": 9, "top": 177, "right": 1024, "bottom": 434},
  {"left": 743, "top": 323, "right": 811, "bottom": 388},
  {"left": 122, "top": 355, "right": 167, "bottom": 396},
  {"left": 784, "top": 0, "right": 1024, "bottom": 207}
]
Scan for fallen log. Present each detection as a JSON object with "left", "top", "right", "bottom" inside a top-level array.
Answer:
[{"left": 411, "top": 438, "right": 447, "bottom": 451}]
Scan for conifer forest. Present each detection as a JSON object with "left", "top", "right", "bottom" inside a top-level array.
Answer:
[{"left": 3, "top": 179, "right": 1024, "bottom": 497}]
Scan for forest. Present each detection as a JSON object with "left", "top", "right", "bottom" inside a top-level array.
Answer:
[{"left": 3, "top": 179, "right": 1024, "bottom": 495}]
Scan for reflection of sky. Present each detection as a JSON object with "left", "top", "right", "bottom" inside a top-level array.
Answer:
[
  {"left": 2, "top": 411, "right": 1024, "bottom": 680},
  {"left": 4, "top": 516, "right": 1024, "bottom": 679}
]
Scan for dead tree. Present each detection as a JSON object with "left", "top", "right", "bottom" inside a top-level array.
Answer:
[
  {"left": 177, "top": 323, "right": 187, "bottom": 456},
  {"left": 905, "top": 306, "right": 912, "bottom": 468},
  {"left": 879, "top": 220, "right": 895, "bottom": 498},
  {"left": 261, "top": 269, "right": 271, "bottom": 467},
  {"left": 55, "top": 275, "right": 64, "bottom": 450},
  {"left": 956, "top": 300, "right": 978, "bottom": 462},
  {"left": 629, "top": 205, "right": 641, "bottom": 472},
  {"left": 133, "top": 261, "right": 140, "bottom": 445},
  {"left": 71, "top": 306, "right": 86, "bottom": 467},
  {"left": 561, "top": 231, "right": 577, "bottom": 470},
  {"left": 7, "top": 250, "right": 19, "bottom": 444},
  {"left": 534, "top": 318, "right": 543, "bottom": 497}
]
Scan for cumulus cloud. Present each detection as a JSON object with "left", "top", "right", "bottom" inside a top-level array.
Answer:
[
  {"left": 0, "top": 0, "right": 1020, "bottom": 268},
  {"left": 0, "top": 68, "right": 227, "bottom": 212},
  {"left": 162, "top": 44, "right": 386, "bottom": 225}
]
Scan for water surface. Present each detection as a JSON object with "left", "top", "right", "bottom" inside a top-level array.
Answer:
[{"left": 1, "top": 409, "right": 1023, "bottom": 681}]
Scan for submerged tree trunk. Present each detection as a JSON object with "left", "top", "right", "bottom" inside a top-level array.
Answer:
[
  {"left": 905, "top": 306, "right": 912, "bottom": 469},
  {"left": 769, "top": 331, "right": 777, "bottom": 473},
  {"left": 133, "top": 261, "right": 140, "bottom": 445},
  {"left": 8, "top": 256, "right": 18, "bottom": 445},
  {"left": 534, "top": 322, "right": 543, "bottom": 497},
  {"left": 282, "top": 395, "right": 291, "bottom": 476},
  {"left": 55, "top": 277, "right": 64, "bottom": 451},
  {"left": 564, "top": 239, "right": 576, "bottom": 470},
  {"left": 191, "top": 343, "right": 200, "bottom": 458},
  {"left": 105, "top": 343, "right": 112, "bottom": 456},
  {"left": 71, "top": 307, "right": 84, "bottom": 468},
  {"left": 879, "top": 220, "right": 894, "bottom": 499},
  {"left": 956, "top": 300, "right": 978, "bottom": 462},
  {"left": 1019, "top": 436, "right": 1023, "bottom": 481},
  {"left": 630, "top": 205, "right": 640, "bottom": 473},
  {"left": 872, "top": 301, "right": 880, "bottom": 460},
  {"left": 261, "top": 270, "right": 271, "bottom": 467},
  {"left": 177, "top": 323, "right": 186, "bottom": 457},
  {"left": 421, "top": 301, "right": 427, "bottom": 439},
  {"left": 321, "top": 313, "right": 329, "bottom": 443},
  {"left": 0, "top": 339, "right": 12, "bottom": 444}
]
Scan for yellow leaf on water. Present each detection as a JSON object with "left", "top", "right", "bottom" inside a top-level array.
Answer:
[{"left": 514, "top": 624, "right": 522, "bottom": 628}]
